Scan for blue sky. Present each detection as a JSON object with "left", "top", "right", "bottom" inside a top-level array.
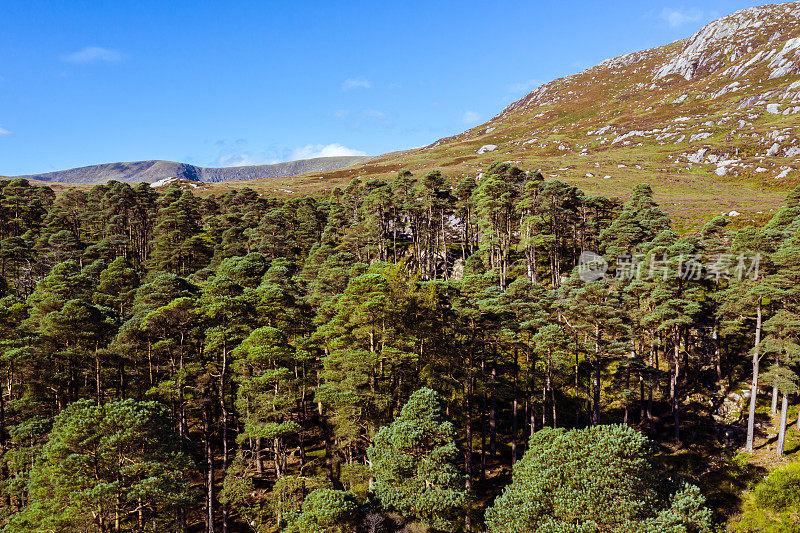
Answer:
[{"left": 0, "top": 0, "right": 774, "bottom": 175}]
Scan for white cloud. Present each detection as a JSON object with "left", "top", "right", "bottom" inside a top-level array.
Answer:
[
  {"left": 659, "top": 7, "right": 704, "bottom": 28},
  {"left": 361, "top": 109, "right": 385, "bottom": 119},
  {"left": 341, "top": 77, "right": 372, "bottom": 91},
  {"left": 290, "top": 143, "right": 367, "bottom": 160},
  {"left": 61, "top": 46, "right": 123, "bottom": 64},
  {"left": 213, "top": 153, "right": 278, "bottom": 167},
  {"left": 334, "top": 109, "right": 391, "bottom": 129},
  {"left": 0, "top": 126, "right": 10, "bottom": 136},
  {"left": 507, "top": 79, "right": 544, "bottom": 95},
  {"left": 461, "top": 110, "right": 481, "bottom": 124}
]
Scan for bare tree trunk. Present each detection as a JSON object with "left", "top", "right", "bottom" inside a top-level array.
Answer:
[
  {"left": 648, "top": 342, "right": 655, "bottom": 435},
  {"left": 770, "top": 353, "right": 780, "bottom": 415},
  {"left": 550, "top": 371, "right": 557, "bottom": 428},
  {"left": 511, "top": 351, "right": 518, "bottom": 464},
  {"left": 489, "top": 363, "right": 497, "bottom": 458},
  {"left": 256, "top": 437, "right": 263, "bottom": 474},
  {"left": 465, "top": 374, "right": 473, "bottom": 491},
  {"left": 95, "top": 348, "right": 102, "bottom": 404},
  {"left": 480, "top": 360, "right": 487, "bottom": 481},
  {"left": 776, "top": 391, "right": 788, "bottom": 457},
  {"left": 746, "top": 301, "right": 762, "bottom": 453},
  {"left": 592, "top": 325, "right": 600, "bottom": 426},
  {"left": 672, "top": 333, "right": 681, "bottom": 444},
  {"left": 573, "top": 352, "right": 580, "bottom": 427},
  {"left": 639, "top": 372, "right": 645, "bottom": 425},
  {"left": 530, "top": 373, "right": 537, "bottom": 437},
  {"left": 205, "top": 405, "right": 215, "bottom": 533},
  {"left": 220, "top": 345, "right": 230, "bottom": 533},
  {"left": 713, "top": 320, "right": 722, "bottom": 382}
]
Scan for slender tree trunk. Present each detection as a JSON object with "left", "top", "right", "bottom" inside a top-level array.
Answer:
[
  {"left": 648, "top": 342, "right": 655, "bottom": 435},
  {"left": 542, "top": 373, "right": 547, "bottom": 428},
  {"left": 489, "top": 363, "right": 497, "bottom": 458},
  {"left": 672, "top": 333, "right": 681, "bottom": 444},
  {"left": 256, "top": 437, "right": 263, "bottom": 474},
  {"left": 205, "top": 405, "right": 215, "bottom": 533},
  {"left": 511, "top": 350, "right": 518, "bottom": 464},
  {"left": 220, "top": 344, "right": 230, "bottom": 533},
  {"left": 770, "top": 354, "right": 780, "bottom": 415},
  {"left": 274, "top": 438, "right": 284, "bottom": 479},
  {"left": 592, "top": 361, "right": 600, "bottom": 426},
  {"left": 550, "top": 374, "right": 557, "bottom": 428},
  {"left": 95, "top": 349, "right": 102, "bottom": 404},
  {"left": 114, "top": 495, "right": 120, "bottom": 532},
  {"left": 480, "top": 360, "right": 487, "bottom": 481},
  {"left": 746, "top": 301, "right": 762, "bottom": 453},
  {"left": 592, "top": 325, "right": 601, "bottom": 426},
  {"left": 574, "top": 352, "right": 580, "bottom": 427},
  {"left": 639, "top": 372, "right": 645, "bottom": 425},
  {"left": 713, "top": 320, "right": 722, "bottom": 383},
  {"left": 776, "top": 391, "right": 789, "bottom": 457},
  {"left": 624, "top": 366, "right": 630, "bottom": 425},
  {"left": 530, "top": 380, "right": 536, "bottom": 437},
  {"left": 465, "top": 375, "right": 473, "bottom": 491}
]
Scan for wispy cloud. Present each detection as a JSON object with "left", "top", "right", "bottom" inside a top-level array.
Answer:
[
  {"left": 341, "top": 77, "right": 372, "bottom": 91},
  {"left": 361, "top": 109, "right": 385, "bottom": 119},
  {"left": 212, "top": 152, "right": 278, "bottom": 167},
  {"left": 659, "top": 7, "right": 705, "bottom": 28},
  {"left": 291, "top": 143, "right": 366, "bottom": 160},
  {"left": 61, "top": 46, "right": 123, "bottom": 64},
  {"left": 334, "top": 109, "right": 392, "bottom": 129},
  {"left": 461, "top": 110, "right": 481, "bottom": 125},
  {"left": 507, "top": 79, "right": 544, "bottom": 95},
  {"left": 499, "top": 78, "right": 545, "bottom": 105},
  {"left": 0, "top": 126, "right": 11, "bottom": 136}
]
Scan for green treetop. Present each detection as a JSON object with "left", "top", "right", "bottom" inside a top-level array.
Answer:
[{"left": 367, "top": 387, "right": 466, "bottom": 532}]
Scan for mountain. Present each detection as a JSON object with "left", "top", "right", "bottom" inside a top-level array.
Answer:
[
  {"left": 297, "top": 2, "right": 800, "bottom": 228},
  {"left": 13, "top": 156, "right": 371, "bottom": 184},
  {"left": 14, "top": 3, "right": 800, "bottom": 228}
]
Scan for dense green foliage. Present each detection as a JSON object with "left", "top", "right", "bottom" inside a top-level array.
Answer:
[
  {"left": 8, "top": 399, "right": 194, "bottom": 532},
  {"left": 733, "top": 462, "right": 800, "bottom": 532},
  {"left": 0, "top": 169, "right": 797, "bottom": 531},
  {"left": 485, "top": 424, "right": 712, "bottom": 532},
  {"left": 368, "top": 388, "right": 465, "bottom": 531}
]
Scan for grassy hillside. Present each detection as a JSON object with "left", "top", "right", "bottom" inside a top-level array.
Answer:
[{"left": 219, "top": 3, "right": 800, "bottom": 230}]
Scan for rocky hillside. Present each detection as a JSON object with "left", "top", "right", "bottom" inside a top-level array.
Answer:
[
  {"left": 14, "top": 156, "right": 371, "bottom": 184},
  {"left": 308, "top": 2, "right": 800, "bottom": 228}
]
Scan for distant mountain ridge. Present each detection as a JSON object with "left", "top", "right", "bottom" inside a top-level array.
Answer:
[{"left": 13, "top": 156, "right": 371, "bottom": 184}]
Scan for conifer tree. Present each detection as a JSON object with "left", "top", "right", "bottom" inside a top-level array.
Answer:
[
  {"left": 11, "top": 399, "right": 195, "bottom": 532},
  {"left": 367, "top": 387, "right": 466, "bottom": 532},
  {"left": 485, "top": 424, "right": 712, "bottom": 533}
]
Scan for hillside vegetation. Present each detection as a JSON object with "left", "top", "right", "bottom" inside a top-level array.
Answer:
[
  {"left": 2, "top": 4, "right": 800, "bottom": 532},
  {"left": 0, "top": 163, "right": 798, "bottom": 531},
  {"left": 231, "top": 2, "right": 800, "bottom": 229}
]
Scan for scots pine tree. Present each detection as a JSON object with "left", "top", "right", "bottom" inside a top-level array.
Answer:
[{"left": 367, "top": 387, "right": 465, "bottom": 531}]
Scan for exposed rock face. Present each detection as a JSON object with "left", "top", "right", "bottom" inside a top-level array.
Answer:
[
  {"left": 347, "top": 2, "right": 800, "bottom": 225},
  {"left": 654, "top": 4, "right": 800, "bottom": 81}
]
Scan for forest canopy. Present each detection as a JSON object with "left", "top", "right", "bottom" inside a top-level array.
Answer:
[{"left": 0, "top": 164, "right": 798, "bottom": 531}]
